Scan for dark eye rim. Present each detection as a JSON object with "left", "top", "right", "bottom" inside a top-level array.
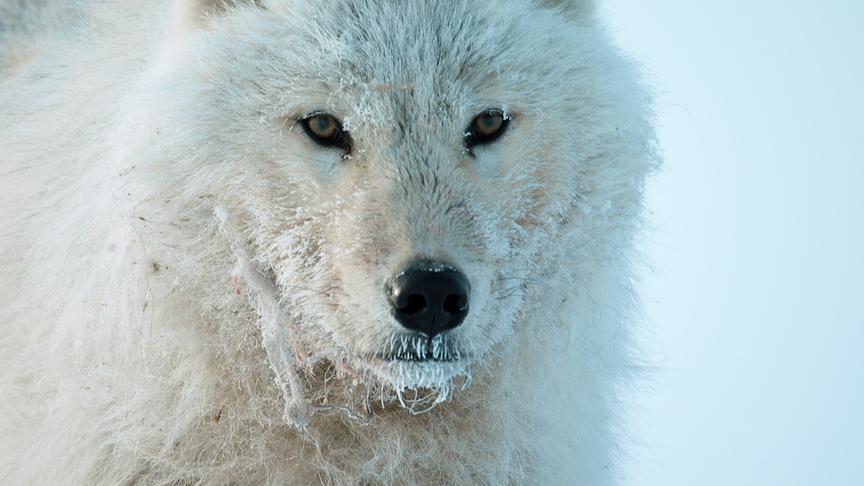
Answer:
[
  {"left": 464, "top": 109, "right": 510, "bottom": 151},
  {"left": 300, "top": 112, "right": 352, "bottom": 153}
]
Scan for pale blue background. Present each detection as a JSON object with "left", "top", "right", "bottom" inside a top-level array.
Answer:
[{"left": 601, "top": 2, "right": 864, "bottom": 485}]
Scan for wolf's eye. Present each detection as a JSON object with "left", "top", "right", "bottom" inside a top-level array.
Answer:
[
  {"left": 465, "top": 110, "right": 509, "bottom": 150},
  {"left": 301, "top": 113, "right": 351, "bottom": 152}
]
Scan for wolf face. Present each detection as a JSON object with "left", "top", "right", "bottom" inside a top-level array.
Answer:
[{"left": 128, "top": 0, "right": 635, "bottom": 403}]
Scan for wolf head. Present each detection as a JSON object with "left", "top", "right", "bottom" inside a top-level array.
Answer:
[{"left": 125, "top": 0, "right": 649, "bottom": 408}]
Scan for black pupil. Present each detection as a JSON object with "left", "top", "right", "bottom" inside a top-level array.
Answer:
[
  {"left": 478, "top": 114, "right": 500, "bottom": 132},
  {"left": 313, "top": 117, "right": 334, "bottom": 137}
]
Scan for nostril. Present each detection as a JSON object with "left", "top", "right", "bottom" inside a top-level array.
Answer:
[
  {"left": 400, "top": 294, "right": 427, "bottom": 315},
  {"left": 442, "top": 293, "right": 467, "bottom": 314}
]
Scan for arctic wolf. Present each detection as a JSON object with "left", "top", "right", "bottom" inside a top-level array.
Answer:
[{"left": 0, "top": 0, "right": 655, "bottom": 484}]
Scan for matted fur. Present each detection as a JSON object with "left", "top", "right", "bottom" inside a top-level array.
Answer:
[{"left": 0, "top": 0, "right": 656, "bottom": 484}]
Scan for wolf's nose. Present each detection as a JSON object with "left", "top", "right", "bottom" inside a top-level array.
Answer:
[{"left": 387, "top": 260, "right": 470, "bottom": 338}]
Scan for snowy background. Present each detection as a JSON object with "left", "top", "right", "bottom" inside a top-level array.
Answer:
[{"left": 601, "top": 1, "right": 864, "bottom": 485}]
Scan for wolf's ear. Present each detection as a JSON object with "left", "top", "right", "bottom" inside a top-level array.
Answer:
[
  {"left": 535, "top": 0, "right": 595, "bottom": 18},
  {"left": 171, "top": 0, "right": 263, "bottom": 30}
]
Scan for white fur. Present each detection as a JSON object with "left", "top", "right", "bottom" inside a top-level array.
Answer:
[{"left": 0, "top": 0, "right": 656, "bottom": 484}]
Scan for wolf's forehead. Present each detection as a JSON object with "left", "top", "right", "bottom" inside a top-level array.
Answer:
[{"left": 272, "top": 1, "right": 533, "bottom": 103}]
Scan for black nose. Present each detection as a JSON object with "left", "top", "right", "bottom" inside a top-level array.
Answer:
[{"left": 387, "top": 260, "right": 470, "bottom": 338}]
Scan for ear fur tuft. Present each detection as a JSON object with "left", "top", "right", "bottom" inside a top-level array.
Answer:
[
  {"left": 535, "top": 0, "right": 594, "bottom": 18},
  {"left": 171, "top": 0, "right": 262, "bottom": 30}
]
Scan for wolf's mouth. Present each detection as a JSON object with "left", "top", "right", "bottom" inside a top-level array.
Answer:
[
  {"left": 377, "top": 352, "right": 465, "bottom": 363},
  {"left": 373, "top": 332, "right": 468, "bottom": 363}
]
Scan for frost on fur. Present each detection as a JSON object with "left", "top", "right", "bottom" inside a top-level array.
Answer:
[{"left": 0, "top": 0, "right": 656, "bottom": 484}]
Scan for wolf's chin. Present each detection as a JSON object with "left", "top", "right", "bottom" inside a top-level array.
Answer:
[{"left": 364, "top": 356, "right": 471, "bottom": 394}]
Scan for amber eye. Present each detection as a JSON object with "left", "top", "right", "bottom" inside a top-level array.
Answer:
[
  {"left": 465, "top": 110, "right": 509, "bottom": 150},
  {"left": 301, "top": 112, "right": 351, "bottom": 152}
]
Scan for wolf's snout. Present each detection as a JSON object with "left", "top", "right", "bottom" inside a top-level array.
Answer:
[{"left": 387, "top": 260, "right": 470, "bottom": 338}]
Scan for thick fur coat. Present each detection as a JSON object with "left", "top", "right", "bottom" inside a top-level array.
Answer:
[{"left": 0, "top": 0, "right": 656, "bottom": 484}]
